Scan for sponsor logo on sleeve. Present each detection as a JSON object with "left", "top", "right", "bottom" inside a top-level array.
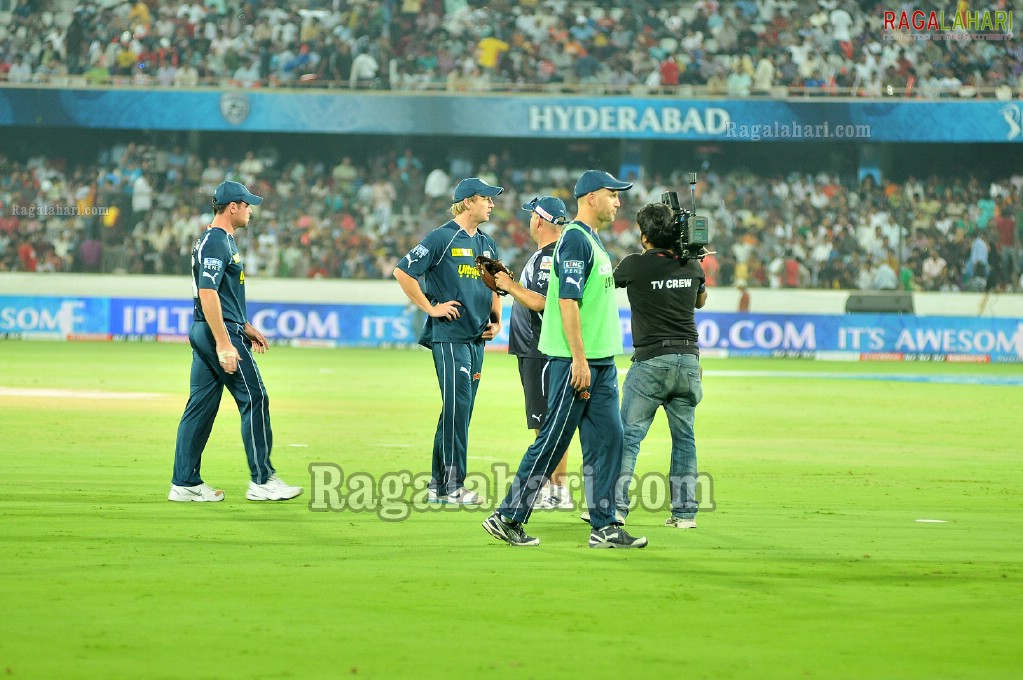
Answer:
[
  {"left": 203, "top": 258, "right": 223, "bottom": 271},
  {"left": 540, "top": 256, "right": 553, "bottom": 270},
  {"left": 405, "top": 244, "right": 430, "bottom": 266},
  {"left": 563, "top": 259, "right": 584, "bottom": 275},
  {"left": 232, "top": 253, "right": 241, "bottom": 263}
]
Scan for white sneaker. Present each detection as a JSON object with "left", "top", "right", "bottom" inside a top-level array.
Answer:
[
  {"left": 580, "top": 510, "right": 625, "bottom": 523},
  {"left": 246, "top": 474, "right": 303, "bottom": 501},
  {"left": 534, "top": 484, "right": 573, "bottom": 510},
  {"left": 665, "top": 517, "right": 697, "bottom": 529},
  {"left": 428, "top": 487, "right": 485, "bottom": 505},
  {"left": 168, "top": 483, "right": 224, "bottom": 502},
  {"left": 532, "top": 491, "right": 559, "bottom": 510},
  {"left": 549, "top": 484, "right": 574, "bottom": 509}
]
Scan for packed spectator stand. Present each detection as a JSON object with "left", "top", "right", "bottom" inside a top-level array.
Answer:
[
  {"left": 0, "top": 0, "right": 1021, "bottom": 292},
  {"left": 1, "top": 0, "right": 1021, "bottom": 98},
  {"left": 1, "top": 143, "right": 1021, "bottom": 293}
]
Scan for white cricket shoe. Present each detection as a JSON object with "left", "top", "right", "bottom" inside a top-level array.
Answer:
[
  {"left": 168, "top": 483, "right": 225, "bottom": 502},
  {"left": 579, "top": 510, "right": 625, "bottom": 524},
  {"left": 533, "top": 493, "right": 559, "bottom": 510},
  {"left": 665, "top": 517, "right": 698, "bottom": 529},
  {"left": 549, "top": 484, "right": 574, "bottom": 509},
  {"left": 428, "top": 487, "right": 485, "bottom": 505},
  {"left": 246, "top": 474, "right": 303, "bottom": 501},
  {"left": 533, "top": 483, "right": 573, "bottom": 510}
]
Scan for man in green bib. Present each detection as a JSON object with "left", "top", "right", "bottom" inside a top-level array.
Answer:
[{"left": 483, "top": 170, "right": 648, "bottom": 549}]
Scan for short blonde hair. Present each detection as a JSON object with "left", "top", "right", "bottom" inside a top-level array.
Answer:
[{"left": 450, "top": 199, "right": 469, "bottom": 217}]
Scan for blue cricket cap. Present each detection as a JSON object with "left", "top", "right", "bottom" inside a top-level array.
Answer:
[
  {"left": 521, "top": 196, "right": 567, "bottom": 225},
  {"left": 213, "top": 180, "right": 263, "bottom": 206},
  {"left": 574, "top": 169, "right": 633, "bottom": 198},
  {"left": 453, "top": 177, "right": 504, "bottom": 202}
]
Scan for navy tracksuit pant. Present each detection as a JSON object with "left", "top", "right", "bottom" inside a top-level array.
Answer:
[
  {"left": 498, "top": 358, "right": 623, "bottom": 528},
  {"left": 430, "top": 340, "right": 484, "bottom": 495},
  {"left": 172, "top": 321, "right": 275, "bottom": 486}
]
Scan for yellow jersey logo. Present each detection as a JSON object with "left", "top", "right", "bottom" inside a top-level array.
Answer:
[
  {"left": 458, "top": 264, "right": 481, "bottom": 279},
  {"left": 451, "top": 248, "right": 474, "bottom": 257}
]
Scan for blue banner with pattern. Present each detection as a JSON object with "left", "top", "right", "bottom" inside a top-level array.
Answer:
[
  {"left": 2, "top": 88, "right": 1022, "bottom": 142},
  {"left": 2, "top": 295, "right": 1021, "bottom": 361}
]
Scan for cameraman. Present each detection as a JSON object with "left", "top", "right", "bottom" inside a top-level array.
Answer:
[{"left": 613, "top": 202, "right": 707, "bottom": 529}]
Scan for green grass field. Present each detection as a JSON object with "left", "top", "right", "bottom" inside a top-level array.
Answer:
[{"left": 1, "top": 341, "right": 1021, "bottom": 679}]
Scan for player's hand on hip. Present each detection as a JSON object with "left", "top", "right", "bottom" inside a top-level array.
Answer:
[
  {"left": 429, "top": 300, "right": 461, "bottom": 320},
  {"left": 482, "top": 321, "right": 500, "bottom": 340},
  {"left": 244, "top": 322, "right": 269, "bottom": 353},
  {"left": 217, "top": 346, "right": 240, "bottom": 374},
  {"left": 570, "top": 356, "right": 590, "bottom": 392}
]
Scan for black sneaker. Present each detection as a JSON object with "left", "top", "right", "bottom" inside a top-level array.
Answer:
[
  {"left": 588, "top": 524, "right": 648, "bottom": 549},
  {"left": 482, "top": 512, "right": 540, "bottom": 547}
]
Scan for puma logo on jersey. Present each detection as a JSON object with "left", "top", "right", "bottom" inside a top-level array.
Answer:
[
  {"left": 530, "top": 414, "right": 542, "bottom": 423},
  {"left": 564, "top": 276, "right": 582, "bottom": 289},
  {"left": 202, "top": 272, "right": 216, "bottom": 282},
  {"left": 405, "top": 244, "right": 429, "bottom": 266},
  {"left": 459, "top": 367, "right": 471, "bottom": 376}
]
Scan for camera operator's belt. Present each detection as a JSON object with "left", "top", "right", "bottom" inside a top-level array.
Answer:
[
  {"left": 654, "top": 339, "right": 697, "bottom": 348},
  {"left": 633, "top": 339, "right": 699, "bottom": 362}
]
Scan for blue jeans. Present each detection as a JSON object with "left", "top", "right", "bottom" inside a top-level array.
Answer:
[{"left": 617, "top": 353, "right": 702, "bottom": 520}]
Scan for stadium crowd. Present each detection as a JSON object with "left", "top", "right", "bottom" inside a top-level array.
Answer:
[
  {"left": 1, "top": 142, "right": 1021, "bottom": 293},
  {"left": 1, "top": 0, "right": 1021, "bottom": 98}
]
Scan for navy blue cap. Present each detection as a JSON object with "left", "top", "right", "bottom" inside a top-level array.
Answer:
[
  {"left": 574, "top": 170, "right": 633, "bottom": 198},
  {"left": 521, "top": 196, "right": 567, "bottom": 225},
  {"left": 213, "top": 180, "right": 263, "bottom": 206},
  {"left": 453, "top": 177, "right": 504, "bottom": 202}
]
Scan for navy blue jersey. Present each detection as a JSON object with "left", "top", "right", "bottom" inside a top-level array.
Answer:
[
  {"left": 552, "top": 221, "right": 607, "bottom": 301},
  {"left": 191, "top": 227, "right": 246, "bottom": 325},
  {"left": 546, "top": 221, "right": 616, "bottom": 365},
  {"left": 508, "top": 242, "right": 556, "bottom": 358},
  {"left": 397, "top": 220, "right": 499, "bottom": 345}
]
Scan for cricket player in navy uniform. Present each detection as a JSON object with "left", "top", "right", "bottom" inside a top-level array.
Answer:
[
  {"left": 169, "top": 181, "right": 303, "bottom": 503},
  {"left": 615, "top": 203, "right": 707, "bottom": 528},
  {"left": 493, "top": 196, "right": 574, "bottom": 510},
  {"left": 483, "top": 170, "right": 648, "bottom": 548},
  {"left": 394, "top": 178, "right": 504, "bottom": 505}
]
